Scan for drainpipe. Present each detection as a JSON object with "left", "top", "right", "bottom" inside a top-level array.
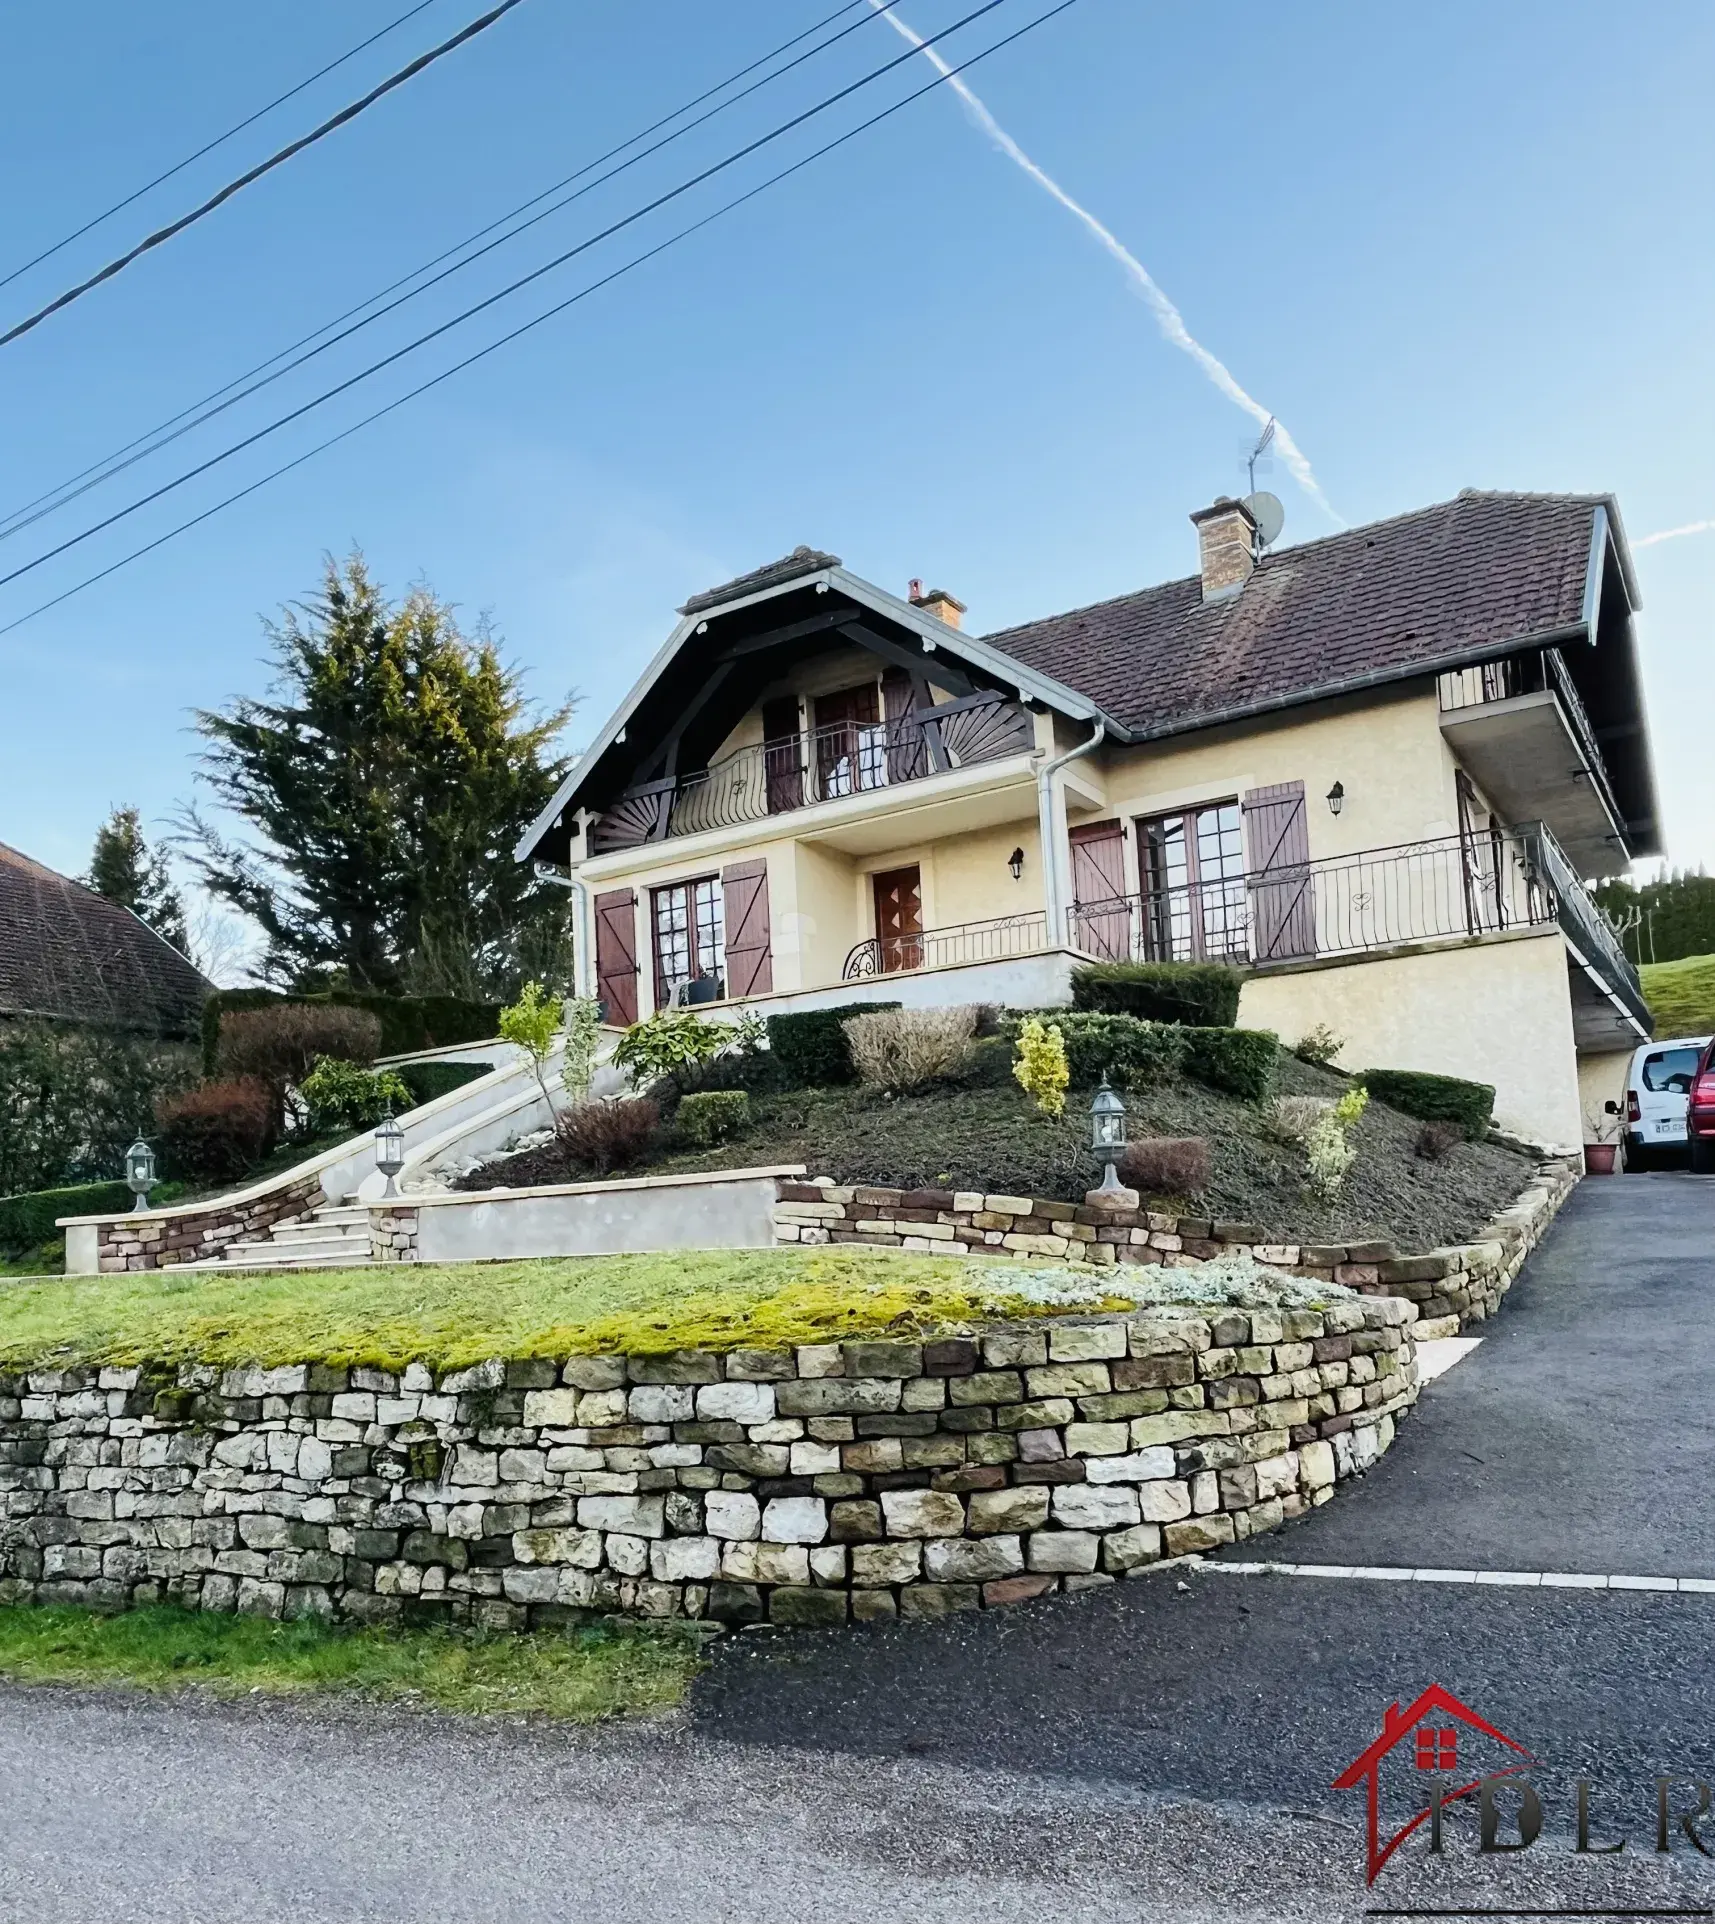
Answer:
[
  {"left": 533, "top": 861, "right": 594, "bottom": 1001},
  {"left": 1034, "top": 720, "right": 1106, "bottom": 946}
]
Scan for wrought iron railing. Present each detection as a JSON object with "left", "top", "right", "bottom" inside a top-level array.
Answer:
[
  {"left": 591, "top": 693, "right": 1032, "bottom": 853},
  {"left": 843, "top": 910, "right": 1050, "bottom": 980}
]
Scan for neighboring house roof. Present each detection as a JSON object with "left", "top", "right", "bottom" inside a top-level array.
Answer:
[
  {"left": 0, "top": 841, "right": 211, "bottom": 1039},
  {"left": 984, "top": 491, "right": 1627, "bottom": 740}
]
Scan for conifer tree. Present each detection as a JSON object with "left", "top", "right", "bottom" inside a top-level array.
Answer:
[{"left": 88, "top": 806, "right": 189, "bottom": 953}]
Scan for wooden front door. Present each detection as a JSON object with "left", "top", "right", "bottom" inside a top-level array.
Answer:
[{"left": 872, "top": 865, "right": 923, "bottom": 973}]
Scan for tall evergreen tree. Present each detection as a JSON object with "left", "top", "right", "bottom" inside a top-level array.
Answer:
[
  {"left": 180, "top": 553, "right": 575, "bottom": 996},
  {"left": 87, "top": 806, "right": 189, "bottom": 953}
]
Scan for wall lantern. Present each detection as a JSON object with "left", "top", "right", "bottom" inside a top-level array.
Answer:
[
  {"left": 1088, "top": 1077, "right": 1129, "bottom": 1195},
  {"left": 1008, "top": 846, "right": 1025, "bottom": 882},
  {"left": 375, "top": 1109, "right": 405, "bottom": 1200},
  {"left": 124, "top": 1137, "right": 157, "bottom": 1213},
  {"left": 1326, "top": 780, "right": 1345, "bottom": 817}
]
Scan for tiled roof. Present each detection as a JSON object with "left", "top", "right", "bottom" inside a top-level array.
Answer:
[
  {"left": 679, "top": 545, "right": 841, "bottom": 616},
  {"left": 0, "top": 842, "right": 211, "bottom": 1038},
  {"left": 982, "top": 492, "right": 1605, "bottom": 738}
]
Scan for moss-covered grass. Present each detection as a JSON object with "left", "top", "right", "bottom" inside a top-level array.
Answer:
[
  {"left": 1641, "top": 953, "right": 1715, "bottom": 1040},
  {"left": 0, "top": 1604, "right": 699, "bottom": 1717},
  {"left": 0, "top": 1247, "right": 1110, "bottom": 1373}
]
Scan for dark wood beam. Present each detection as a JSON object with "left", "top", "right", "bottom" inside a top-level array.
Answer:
[
  {"left": 711, "top": 609, "right": 854, "bottom": 661},
  {"left": 835, "top": 619, "right": 977, "bottom": 697}
]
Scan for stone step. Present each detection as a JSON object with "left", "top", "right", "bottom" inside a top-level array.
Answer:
[
  {"left": 221, "top": 1236, "right": 371, "bottom": 1264},
  {"left": 269, "top": 1220, "right": 369, "bottom": 1245},
  {"left": 203, "top": 1252, "right": 376, "bottom": 1273}
]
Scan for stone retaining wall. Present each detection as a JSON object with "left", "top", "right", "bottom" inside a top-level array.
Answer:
[
  {"left": 0, "top": 1298, "right": 1416, "bottom": 1630},
  {"left": 79, "top": 1175, "right": 323, "bottom": 1276}
]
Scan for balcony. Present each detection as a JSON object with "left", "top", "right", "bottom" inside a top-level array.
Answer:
[
  {"left": 590, "top": 694, "right": 1034, "bottom": 855},
  {"left": 1437, "top": 651, "right": 1628, "bottom": 876}
]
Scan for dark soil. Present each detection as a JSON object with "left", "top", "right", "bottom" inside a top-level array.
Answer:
[{"left": 461, "top": 1054, "right": 1534, "bottom": 1255}]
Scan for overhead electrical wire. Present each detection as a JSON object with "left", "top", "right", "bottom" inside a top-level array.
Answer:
[
  {"left": 0, "top": 0, "right": 1081, "bottom": 640},
  {"left": 0, "top": 0, "right": 890, "bottom": 547},
  {"left": 0, "top": 0, "right": 443, "bottom": 296},
  {"left": 0, "top": 0, "right": 1010, "bottom": 595},
  {"left": 0, "top": 0, "right": 531, "bottom": 350}
]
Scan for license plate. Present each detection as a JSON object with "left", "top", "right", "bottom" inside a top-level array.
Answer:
[{"left": 1654, "top": 1119, "right": 1680, "bottom": 1137}]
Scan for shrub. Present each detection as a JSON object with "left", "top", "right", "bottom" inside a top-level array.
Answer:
[
  {"left": 560, "top": 996, "right": 604, "bottom": 1103},
  {"left": 297, "top": 1057, "right": 412, "bottom": 1135},
  {"left": 1012, "top": 1017, "right": 1070, "bottom": 1117},
  {"left": 154, "top": 1078, "right": 276, "bottom": 1182},
  {"left": 499, "top": 979, "right": 561, "bottom": 1115},
  {"left": 844, "top": 1006, "right": 977, "bottom": 1094},
  {"left": 677, "top": 1089, "right": 750, "bottom": 1147},
  {"left": 555, "top": 1098, "right": 659, "bottom": 1174},
  {"left": 0, "top": 1023, "right": 195, "bottom": 1195},
  {"left": 1262, "top": 1094, "right": 1333, "bottom": 1144},
  {"left": 613, "top": 1008, "right": 732, "bottom": 1092},
  {"left": 1181, "top": 1027, "right": 1278, "bottom": 1101},
  {"left": 201, "top": 989, "right": 500, "bottom": 1078},
  {"left": 0, "top": 1179, "right": 188, "bottom": 1254},
  {"left": 1010, "top": 1011, "right": 1188, "bottom": 1090},
  {"left": 1119, "top": 1136, "right": 1211, "bottom": 1198},
  {"left": 1071, "top": 960, "right": 1243, "bottom": 1028},
  {"left": 395, "top": 1060, "right": 494, "bottom": 1107},
  {"left": 1302, "top": 1087, "right": 1368, "bottom": 1202},
  {"left": 216, "top": 1004, "right": 380, "bottom": 1090},
  {"left": 766, "top": 1002, "right": 900, "bottom": 1088},
  {"left": 1415, "top": 1119, "right": 1463, "bottom": 1161},
  {"left": 1294, "top": 1022, "right": 1346, "bottom": 1067},
  {"left": 1357, "top": 1068, "right": 1494, "bottom": 1138}
]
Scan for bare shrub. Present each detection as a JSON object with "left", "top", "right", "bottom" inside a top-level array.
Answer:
[
  {"left": 842, "top": 1006, "right": 978, "bottom": 1094},
  {"left": 217, "top": 1004, "right": 381, "bottom": 1089},
  {"left": 1119, "top": 1136, "right": 1212, "bottom": 1198},
  {"left": 155, "top": 1078, "right": 276, "bottom": 1181},
  {"left": 1261, "top": 1094, "right": 1333, "bottom": 1144},
  {"left": 555, "top": 1098, "right": 659, "bottom": 1174},
  {"left": 1415, "top": 1119, "right": 1463, "bottom": 1162}
]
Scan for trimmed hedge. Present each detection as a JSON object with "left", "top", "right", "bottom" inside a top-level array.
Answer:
[
  {"left": 201, "top": 990, "right": 501, "bottom": 1077},
  {"left": 1182, "top": 1026, "right": 1278, "bottom": 1102},
  {"left": 677, "top": 1089, "right": 750, "bottom": 1147},
  {"left": 0, "top": 1180, "right": 187, "bottom": 1254},
  {"left": 767, "top": 1002, "right": 900, "bottom": 1088},
  {"left": 1071, "top": 961, "right": 1243, "bottom": 1028},
  {"left": 1004, "top": 1011, "right": 1278, "bottom": 1102},
  {"left": 1357, "top": 1068, "right": 1495, "bottom": 1138},
  {"left": 396, "top": 1060, "right": 496, "bottom": 1109}
]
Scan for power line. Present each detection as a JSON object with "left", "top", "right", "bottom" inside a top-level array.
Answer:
[
  {"left": 0, "top": 1, "right": 442, "bottom": 296},
  {"left": 0, "top": 0, "right": 531, "bottom": 351},
  {"left": 0, "top": 0, "right": 885, "bottom": 546},
  {"left": 0, "top": 0, "right": 1010, "bottom": 594},
  {"left": 0, "top": 1, "right": 1080, "bottom": 641}
]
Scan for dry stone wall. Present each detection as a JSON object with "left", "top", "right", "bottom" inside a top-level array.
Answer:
[
  {"left": 84, "top": 1175, "right": 322, "bottom": 1274},
  {"left": 0, "top": 1299, "right": 1417, "bottom": 1631}
]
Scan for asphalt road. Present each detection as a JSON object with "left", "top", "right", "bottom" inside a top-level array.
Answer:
[{"left": 0, "top": 1173, "right": 1709, "bottom": 1921}]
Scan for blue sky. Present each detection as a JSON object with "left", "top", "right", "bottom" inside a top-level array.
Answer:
[{"left": 2, "top": 0, "right": 1712, "bottom": 951}]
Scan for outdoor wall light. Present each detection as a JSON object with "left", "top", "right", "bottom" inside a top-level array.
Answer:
[
  {"left": 1326, "top": 780, "right": 1346, "bottom": 817},
  {"left": 1008, "top": 847, "right": 1025, "bottom": 881},
  {"left": 1088, "top": 1077, "right": 1128, "bottom": 1194},
  {"left": 375, "top": 1109, "right": 405, "bottom": 1200},
  {"left": 124, "top": 1137, "right": 157, "bottom": 1213}
]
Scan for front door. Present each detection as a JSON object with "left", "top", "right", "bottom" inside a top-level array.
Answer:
[{"left": 872, "top": 865, "right": 923, "bottom": 972}]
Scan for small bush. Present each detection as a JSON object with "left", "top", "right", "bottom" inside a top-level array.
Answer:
[
  {"left": 766, "top": 1003, "right": 900, "bottom": 1088},
  {"left": 1415, "top": 1120, "right": 1463, "bottom": 1161},
  {"left": 1294, "top": 1022, "right": 1345, "bottom": 1067},
  {"left": 1011, "top": 1017, "right": 1070, "bottom": 1117},
  {"left": 560, "top": 996, "right": 604, "bottom": 1103},
  {"left": 216, "top": 1005, "right": 381, "bottom": 1091},
  {"left": 395, "top": 1060, "right": 494, "bottom": 1108},
  {"left": 844, "top": 1006, "right": 977, "bottom": 1094},
  {"left": 154, "top": 1078, "right": 276, "bottom": 1182},
  {"left": 297, "top": 1057, "right": 412, "bottom": 1136},
  {"left": 1263, "top": 1094, "right": 1333, "bottom": 1144},
  {"left": 613, "top": 1009, "right": 732, "bottom": 1093},
  {"left": 555, "top": 1098, "right": 659, "bottom": 1174},
  {"left": 1181, "top": 1027, "right": 1278, "bottom": 1101},
  {"left": 1071, "top": 961, "right": 1243, "bottom": 1028},
  {"left": 1357, "top": 1068, "right": 1495, "bottom": 1138},
  {"left": 1119, "top": 1136, "right": 1211, "bottom": 1198},
  {"left": 677, "top": 1090, "right": 750, "bottom": 1147}
]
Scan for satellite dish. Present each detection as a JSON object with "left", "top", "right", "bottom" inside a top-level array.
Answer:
[{"left": 1244, "top": 490, "right": 1285, "bottom": 549}]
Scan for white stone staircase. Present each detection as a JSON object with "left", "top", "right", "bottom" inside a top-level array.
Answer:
[{"left": 209, "top": 1203, "right": 375, "bottom": 1272}]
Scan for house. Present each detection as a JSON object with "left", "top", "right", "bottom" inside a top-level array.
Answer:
[
  {"left": 0, "top": 840, "right": 210, "bottom": 1040},
  {"left": 517, "top": 491, "right": 1659, "bottom": 1148}
]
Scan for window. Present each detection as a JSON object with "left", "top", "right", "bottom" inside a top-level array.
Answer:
[
  {"left": 1642, "top": 1048, "right": 1701, "bottom": 1096},
  {"left": 1414, "top": 1727, "right": 1458, "bottom": 1772},
  {"left": 651, "top": 875, "right": 724, "bottom": 1006},
  {"left": 1137, "top": 802, "right": 1247, "bottom": 962}
]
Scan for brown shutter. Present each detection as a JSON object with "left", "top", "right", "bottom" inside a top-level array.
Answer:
[
  {"left": 1242, "top": 782, "right": 1315, "bottom": 961},
  {"left": 721, "top": 860, "right": 773, "bottom": 998},
  {"left": 761, "top": 696, "right": 802, "bottom": 814},
  {"left": 593, "top": 888, "right": 639, "bottom": 1026},
  {"left": 1068, "top": 820, "right": 1130, "bottom": 959},
  {"left": 881, "top": 668, "right": 928, "bottom": 783}
]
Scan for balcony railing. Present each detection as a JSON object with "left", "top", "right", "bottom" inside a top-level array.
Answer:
[
  {"left": 843, "top": 910, "right": 1050, "bottom": 980},
  {"left": 591, "top": 693, "right": 1033, "bottom": 854}
]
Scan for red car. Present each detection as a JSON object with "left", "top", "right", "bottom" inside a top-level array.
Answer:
[{"left": 1693, "top": 1038, "right": 1715, "bottom": 1175}]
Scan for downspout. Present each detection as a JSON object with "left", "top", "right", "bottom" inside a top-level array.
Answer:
[
  {"left": 533, "top": 861, "right": 594, "bottom": 1002},
  {"left": 1034, "top": 720, "right": 1106, "bottom": 947}
]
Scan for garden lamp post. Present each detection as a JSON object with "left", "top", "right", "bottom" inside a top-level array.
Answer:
[
  {"left": 124, "top": 1138, "right": 157, "bottom": 1212},
  {"left": 375, "top": 1109, "right": 405, "bottom": 1200},
  {"left": 1088, "top": 1078, "right": 1129, "bottom": 1198}
]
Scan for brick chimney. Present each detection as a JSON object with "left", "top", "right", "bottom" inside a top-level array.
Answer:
[
  {"left": 908, "top": 580, "right": 966, "bottom": 630},
  {"left": 1189, "top": 497, "right": 1258, "bottom": 602}
]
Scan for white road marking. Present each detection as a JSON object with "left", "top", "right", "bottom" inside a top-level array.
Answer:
[{"left": 1199, "top": 1560, "right": 1715, "bottom": 1593}]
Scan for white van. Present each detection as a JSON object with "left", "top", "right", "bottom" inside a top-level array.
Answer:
[{"left": 1623, "top": 1034, "right": 1712, "bottom": 1167}]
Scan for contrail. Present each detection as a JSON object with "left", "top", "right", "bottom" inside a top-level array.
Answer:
[
  {"left": 868, "top": 0, "right": 1340, "bottom": 525},
  {"left": 1636, "top": 519, "right": 1715, "bottom": 548}
]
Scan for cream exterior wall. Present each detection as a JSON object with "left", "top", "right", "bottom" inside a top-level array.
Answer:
[
  {"left": 1238, "top": 930, "right": 1584, "bottom": 1147},
  {"left": 1576, "top": 1048, "right": 1633, "bottom": 1142}
]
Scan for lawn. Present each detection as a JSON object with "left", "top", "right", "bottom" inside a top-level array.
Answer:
[
  {"left": 1641, "top": 953, "right": 1715, "bottom": 1039},
  {"left": 0, "top": 1604, "right": 699, "bottom": 1718}
]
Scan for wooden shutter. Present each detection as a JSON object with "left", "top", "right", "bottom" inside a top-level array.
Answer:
[
  {"left": 593, "top": 888, "right": 639, "bottom": 1026},
  {"left": 1068, "top": 819, "right": 1130, "bottom": 959},
  {"left": 721, "top": 860, "right": 773, "bottom": 999},
  {"left": 1242, "top": 783, "right": 1315, "bottom": 961},
  {"left": 761, "top": 696, "right": 802, "bottom": 815},
  {"left": 881, "top": 668, "right": 928, "bottom": 784}
]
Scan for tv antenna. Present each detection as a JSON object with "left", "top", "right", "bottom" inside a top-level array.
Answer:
[{"left": 1246, "top": 417, "right": 1277, "bottom": 494}]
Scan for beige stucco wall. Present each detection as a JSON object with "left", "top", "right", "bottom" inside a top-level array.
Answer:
[
  {"left": 1238, "top": 930, "right": 1584, "bottom": 1147},
  {"left": 1576, "top": 1048, "right": 1633, "bottom": 1140}
]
